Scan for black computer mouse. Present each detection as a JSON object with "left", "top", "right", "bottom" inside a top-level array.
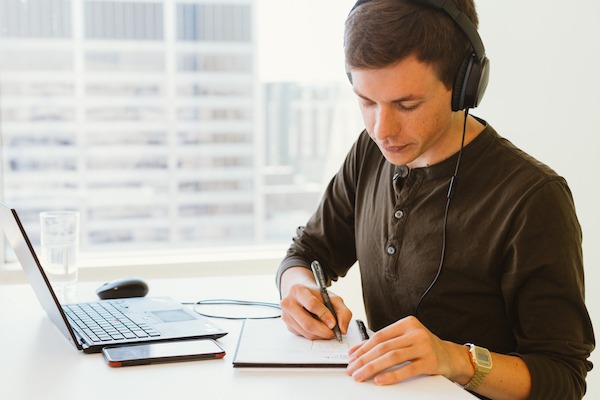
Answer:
[{"left": 96, "top": 277, "right": 149, "bottom": 300}]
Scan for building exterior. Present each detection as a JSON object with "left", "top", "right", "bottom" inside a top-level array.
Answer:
[
  {"left": 262, "top": 81, "right": 361, "bottom": 241},
  {"left": 0, "top": 0, "right": 258, "bottom": 250},
  {"left": 0, "top": 0, "right": 361, "bottom": 254}
]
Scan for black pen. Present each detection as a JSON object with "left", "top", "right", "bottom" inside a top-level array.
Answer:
[
  {"left": 310, "top": 260, "right": 343, "bottom": 342},
  {"left": 356, "top": 319, "right": 370, "bottom": 341}
]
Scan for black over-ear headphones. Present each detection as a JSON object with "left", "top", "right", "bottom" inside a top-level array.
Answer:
[{"left": 348, "top": 0, "right": 490, "bottom": 111}]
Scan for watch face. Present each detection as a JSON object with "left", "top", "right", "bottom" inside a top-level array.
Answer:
[{"left": 474, "top": 347, "right": 493, "bottom": 368}]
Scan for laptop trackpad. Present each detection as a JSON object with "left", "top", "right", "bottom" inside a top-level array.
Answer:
[{"left": 151, "top": 309, "right": 195, "bottom": 323}]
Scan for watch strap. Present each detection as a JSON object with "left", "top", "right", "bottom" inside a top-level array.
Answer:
[{"left": 462, "top": 343, "right": 492, "bottom": 392}]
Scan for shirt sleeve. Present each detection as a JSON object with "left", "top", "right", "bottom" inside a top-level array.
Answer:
[
  {"left": 275, "top": 131, "right": 369, "bottom": 293},
  {"left": 501, "top": 178, "right": 595, "bottom": 399}
]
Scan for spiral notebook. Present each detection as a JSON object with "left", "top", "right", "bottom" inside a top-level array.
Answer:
[{"left": 233, "top": 318, "right": 370, "bottom": 368}]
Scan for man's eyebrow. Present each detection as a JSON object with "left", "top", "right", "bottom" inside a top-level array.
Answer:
[
  {"left": 353, "top": 90, "right": 372, "bottom": 101},
  {"left": 353, "top": 89, "right": 421, "bottom": 103}
]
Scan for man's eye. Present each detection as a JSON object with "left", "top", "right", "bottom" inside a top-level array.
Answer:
[{"left": 398, "top": 102, "right": 420, "bottom": 111}]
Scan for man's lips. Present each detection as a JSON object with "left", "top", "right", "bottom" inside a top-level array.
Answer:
[{"left": 383, "top": 144, "right": 409, "bottom": 153}]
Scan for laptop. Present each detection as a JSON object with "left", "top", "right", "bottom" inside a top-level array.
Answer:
[{"left": 0, "top": 201, "right": 227, "bottom": 353}]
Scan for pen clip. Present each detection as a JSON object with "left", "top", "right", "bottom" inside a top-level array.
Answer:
[{"left": 310, "top": 261, "right": 327, "bottom": 290}]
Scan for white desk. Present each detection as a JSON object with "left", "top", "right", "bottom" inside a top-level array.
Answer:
[{"left": 0, "top": 275, "right": 476, "bottom": 400}]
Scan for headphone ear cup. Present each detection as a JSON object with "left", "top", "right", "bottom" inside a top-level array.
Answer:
[
  {"left": 464, "top": 56, "right": 489, "bottom": 109},
  {"left": 451, "top": 54, "right": 472, "bottom": 111},
  {"left": 452, "top": 53, "right": 490, "bottom": 111}
]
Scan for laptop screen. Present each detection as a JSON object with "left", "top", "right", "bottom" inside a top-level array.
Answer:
[{"left": 0, "top": 202, "right": 83, "bottom": 350}]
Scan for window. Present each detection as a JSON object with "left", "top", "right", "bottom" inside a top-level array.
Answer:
[{"left": 0, "top": 0, "right": 361, "bottom": 260}]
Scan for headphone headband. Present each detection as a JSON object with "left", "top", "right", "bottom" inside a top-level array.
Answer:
[{"left": 414, "top": 0, "right": 485, "bottom": 61}]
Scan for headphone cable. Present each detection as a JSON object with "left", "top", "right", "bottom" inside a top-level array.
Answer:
[{"left": 414, "top": 109, "right": 469, "bottom": 315}]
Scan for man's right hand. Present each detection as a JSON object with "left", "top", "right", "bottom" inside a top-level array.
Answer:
[{"left": 279, "top": 266, "right": 353, "bottom": 340}]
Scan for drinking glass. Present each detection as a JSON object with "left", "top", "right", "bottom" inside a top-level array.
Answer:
[{"left": 39, "top": 211, "right": 80, "bottom": 301}]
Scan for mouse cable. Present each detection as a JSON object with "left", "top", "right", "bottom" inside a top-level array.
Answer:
[{"left": 182, "top": 299, "right": 282, "bottom": 320}]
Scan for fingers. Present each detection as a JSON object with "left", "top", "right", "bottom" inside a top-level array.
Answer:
[
  {"left": 312, "top": 291, "right": 352, "bottom": 335},
  {"left": 280, "top": 283, "right": 351, "bottom": 340},
  {"left": 280, "top": 284, "right": 330, "bottom": 339},
  {"left": 347, "top": 316, "right": 443, "bottom": 385},
  {"left": 347, "top": 335, "right": 418, "bottom": 383},
  {"left": 327, "top": 293, "right": 352, "bottom": 334},
  {"left": 349, "top": 315, "right": 420, "bottom": 359}
]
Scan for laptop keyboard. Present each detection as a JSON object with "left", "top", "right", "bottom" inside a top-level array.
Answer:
[{"left": 64, "top": 301, "right": 162, "bottom": 343}]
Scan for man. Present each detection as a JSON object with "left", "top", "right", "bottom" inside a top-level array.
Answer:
[{"left": 276, "top": 1, "right": 595, "bottom": 399}]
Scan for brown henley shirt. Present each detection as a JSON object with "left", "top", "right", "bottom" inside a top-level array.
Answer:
[{"left": 277, "top": 121, "right": 594, "bottom": 399}]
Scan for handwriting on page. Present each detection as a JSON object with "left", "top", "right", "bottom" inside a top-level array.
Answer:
[
  {"left": 311, "top": 341, "right": 349, "bottom": 352},
  {"left": 283, "top": 338, "right": 351, "bottom": 360}
]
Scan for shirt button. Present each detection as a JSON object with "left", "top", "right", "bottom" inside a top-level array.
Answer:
[
  {"left": 398, "top": 166, "right": 409, "bottom": 178},
  {"left": 394, "top": 210, "right": 404, "bottom": 219},
  {"left": 387, "top": 246, "right": 396, "bottom": 255}
]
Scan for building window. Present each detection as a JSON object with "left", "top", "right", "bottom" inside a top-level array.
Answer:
[
  {"left": 177, "top": 4, "right": 252, "bottom": 42},
  {"left": 0, "top": 0, "right": 361, "bottom": 259},
  {"left": 84, "top": 1, "right": 164, "bottom": 41}
]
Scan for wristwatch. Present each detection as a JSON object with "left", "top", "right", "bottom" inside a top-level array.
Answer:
[{"left": 462, "top": 343, "right": 493, "bottom": 391}]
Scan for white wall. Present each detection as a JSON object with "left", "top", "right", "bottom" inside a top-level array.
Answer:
[{"left": 475, "top": 1, "right": 600, "bottom": 397}]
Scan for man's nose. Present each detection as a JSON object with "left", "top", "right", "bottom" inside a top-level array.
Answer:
[{"left": 372, "top": 106, "right": 399, "bottom": 141}]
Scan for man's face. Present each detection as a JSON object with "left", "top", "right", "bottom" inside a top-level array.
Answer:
[{"left": 351, "top": 55, "right": 463, "bottom": 168}]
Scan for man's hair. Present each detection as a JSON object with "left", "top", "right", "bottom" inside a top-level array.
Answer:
[{"left": 344, "top": 0, "right": 479, "bottom": 90}]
